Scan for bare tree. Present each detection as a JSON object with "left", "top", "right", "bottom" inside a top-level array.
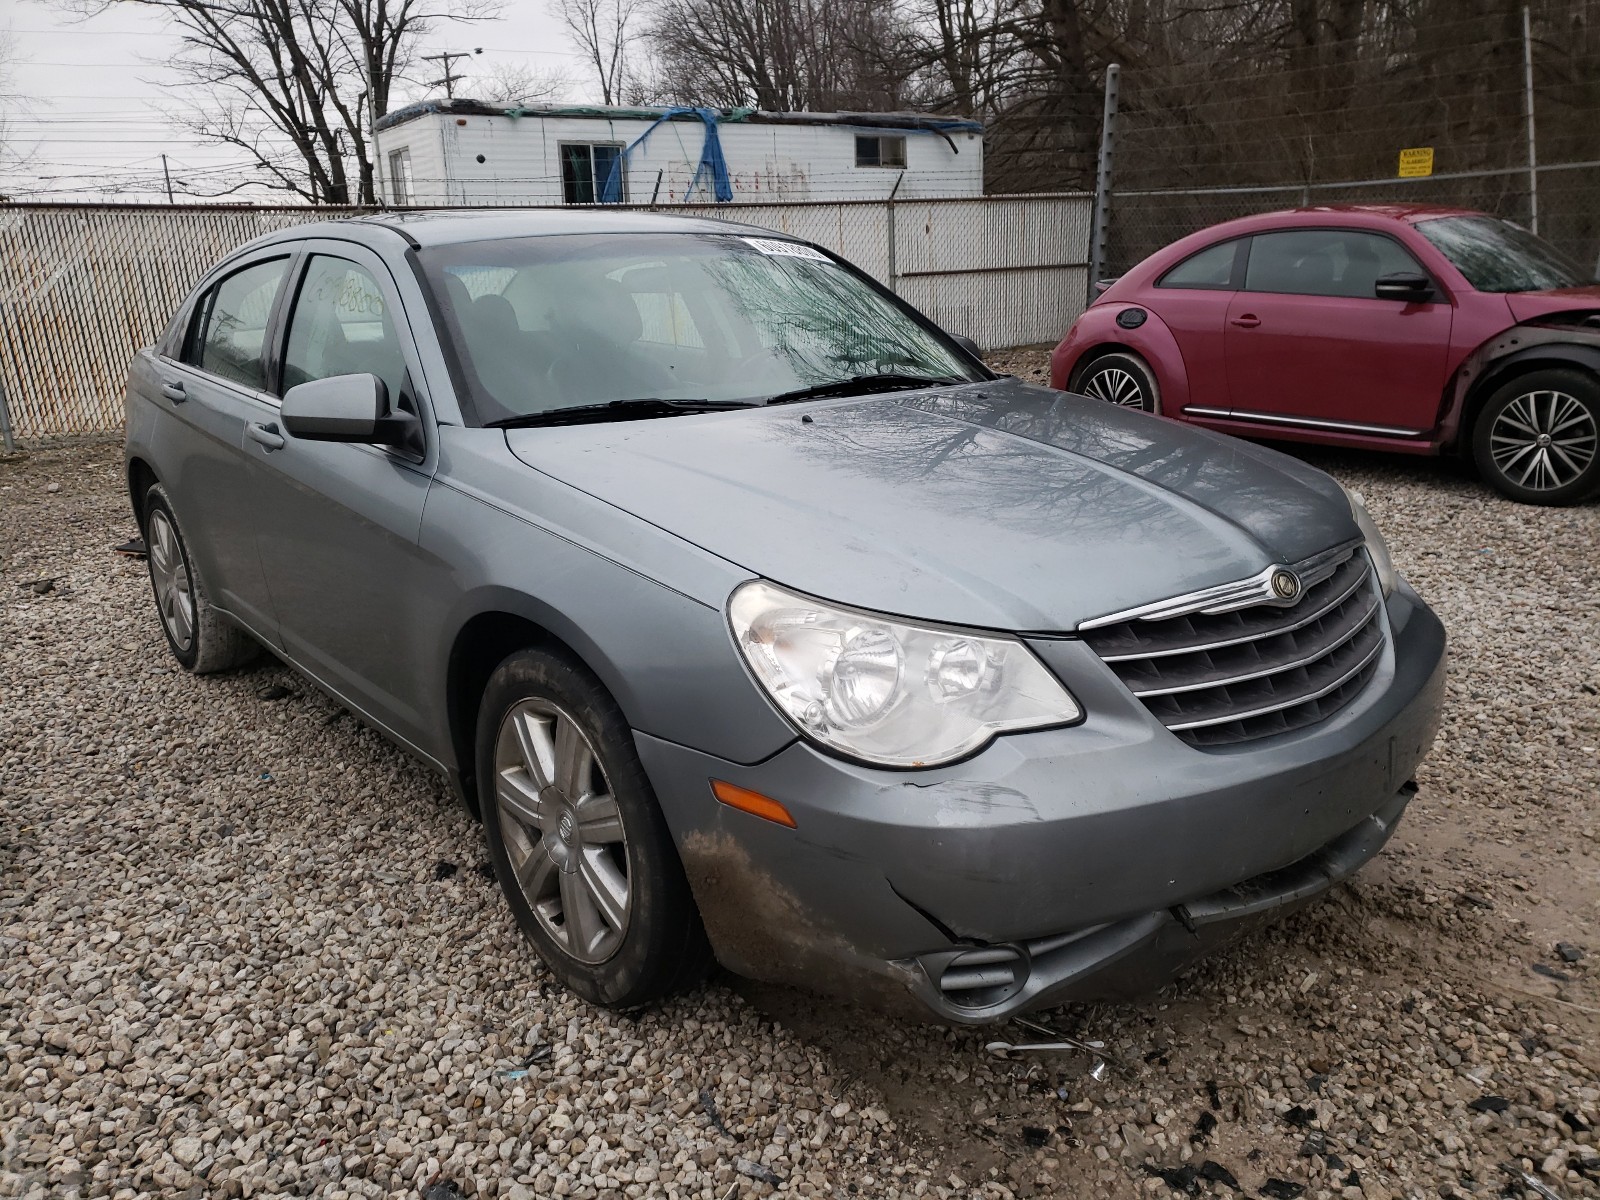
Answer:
[
  {"left": 646, "top": 0, "right": 917, "bottom": 110},
  {"left": 556, "top": 0, "right": 643, "bottom": 105},
  {"left": 472, "top": 60, "right": 569, "bottom": 104},
  {"left": 0, "top": 29, "right": 30, "bottom": 182},
  {"left": 63, "top": 0, "right": 499, "bottom": 203}
]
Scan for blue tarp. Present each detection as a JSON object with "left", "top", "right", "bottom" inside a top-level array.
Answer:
[{"left": 600, "top": 106, "right": 733, "bottom": 204}]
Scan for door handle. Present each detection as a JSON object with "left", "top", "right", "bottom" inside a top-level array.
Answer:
[
  {"left": 161, "top": 381, "right": 186, "bottom": 403},
  {"left": 1230, "top": 315, "right": 1261, "bottom": 329},
  {"left": 246, "top": 421, "right": 285, "bottom": 451}
]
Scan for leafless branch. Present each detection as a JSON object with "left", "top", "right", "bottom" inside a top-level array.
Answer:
[{"left": 56, "top": 0, "right": 501, "bottom": 202}]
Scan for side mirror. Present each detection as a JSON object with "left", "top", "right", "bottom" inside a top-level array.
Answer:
[
  {"left": 281, "top": 374, "right": 413, "bottom": 447},
  {"left": 1374, "top": 272, "right": 1435, "bottom": 303},
  {"left": 949, "top": 333, "right": 984, "bottom": 361}
]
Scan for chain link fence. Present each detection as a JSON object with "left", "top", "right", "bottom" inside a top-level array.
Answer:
[
  {"left": 1105, "top": 161, "right": 1600, "bottom": 283},
  {"left": 1096, "top": 4, "right": 1600, "bottom": 281},
  {"left": 0, "top": 194, "right": 1091, "bottom": 445}
]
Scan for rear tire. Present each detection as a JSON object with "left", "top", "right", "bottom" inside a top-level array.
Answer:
[
  {"left": 1472, "top": 368, "right": 1600, "bottom": 505},
  {"left": 141, "top": 484, "right": 259, "bottom": 673},
  {"left": 1071, "top": 350, "right": 1160, "bottom": 414},
  {"left": 476, "top": 647, "right": 711, "bottom": 1009}
]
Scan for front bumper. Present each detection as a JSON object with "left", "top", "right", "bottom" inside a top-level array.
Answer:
[{"left": 637, "top": 582, "right": 1447, "bottom": 1023}]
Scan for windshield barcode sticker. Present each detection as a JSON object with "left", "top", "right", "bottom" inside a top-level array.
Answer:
[{"left": 741, "top": 237, "right": 831, "bottom": 261}]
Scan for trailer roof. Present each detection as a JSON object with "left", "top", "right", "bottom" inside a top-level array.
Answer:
[{"left": 375, "top": 98, "right": 984, "bottom": 136}]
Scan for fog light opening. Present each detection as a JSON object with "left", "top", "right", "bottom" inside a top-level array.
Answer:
[{"left": 934, "top": 943, "right": 1031, "bottom": 1011}]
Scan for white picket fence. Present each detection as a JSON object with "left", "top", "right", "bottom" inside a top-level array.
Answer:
[{"left": 0, "top": 195, "right": 1091, "bottom": 442}]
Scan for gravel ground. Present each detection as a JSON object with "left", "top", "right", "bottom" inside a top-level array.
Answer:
[{"left": 2, "top": 381, "right": 1598, "bottom": 1200}]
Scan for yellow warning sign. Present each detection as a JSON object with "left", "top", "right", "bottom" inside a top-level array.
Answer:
[{"left": 1398, "top": 147, "right": 1435, "bottom": 178}]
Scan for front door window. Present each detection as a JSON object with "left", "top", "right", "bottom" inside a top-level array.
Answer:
[
  {"left": 282, "top": 256, "right": 409, "bottom": 409},
  {"left": 1243, "top": 229, "right": 1426, "bottom": 298}
]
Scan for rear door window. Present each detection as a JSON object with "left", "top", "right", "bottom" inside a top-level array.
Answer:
[
  {"left": 1244, "top": 230, "right": 1425, "bottom": 298},
  {"left": 184, "top": 257, "right": 290, "bottom": 390}
]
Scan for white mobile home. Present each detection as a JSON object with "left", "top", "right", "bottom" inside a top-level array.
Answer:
[{"left": 372, "top": 100, "right": 984, "bottom": 207}]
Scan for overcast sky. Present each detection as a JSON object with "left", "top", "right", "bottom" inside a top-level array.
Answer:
[{"left": 1, "top": 0, "right": 596, "bottom": 202}]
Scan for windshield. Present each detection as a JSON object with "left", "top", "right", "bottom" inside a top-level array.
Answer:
[
  {"left": 419, "top": 232, "right": 985, "bottom": 424},
  {"left": 1416, "top": 216, "right": 1594, "bottom": 293}
]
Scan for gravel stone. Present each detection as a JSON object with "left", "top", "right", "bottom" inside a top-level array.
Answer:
[{"left": 2, "top": 419, "right": 1598, "bottom": 1200}]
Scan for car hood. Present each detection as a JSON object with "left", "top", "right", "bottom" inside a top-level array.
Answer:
[
  {"left": 1505, "top": 286, "right": 1600, "bottom": 323},
  {"left": 505, "top": 379, "right": 1360, "bottom": 632}
]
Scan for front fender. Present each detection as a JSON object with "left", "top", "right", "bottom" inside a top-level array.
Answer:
[
  {"left": 420, "top": 429, "right": 799, "bottom": 771},
  {"left": 1049, "top": 305, "right": 1191, "bottom": 415},
  {"left": 1443, "top": 324, "right": 1600, "bottom": 448}
]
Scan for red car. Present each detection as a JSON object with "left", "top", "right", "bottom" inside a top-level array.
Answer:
[{"left": 1052, "top": 205, "right": 1600, "bottom": 504}]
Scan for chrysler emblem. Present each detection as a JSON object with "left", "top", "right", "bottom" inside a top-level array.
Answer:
[{"left": 1270, "top": 569, "right": 1302, "bottom": 601}]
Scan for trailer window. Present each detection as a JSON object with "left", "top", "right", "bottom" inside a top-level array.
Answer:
[
  {"left": 561, "top": 143, "right": 625, "bottom": 204},
  {"left": 855, "top": 136, "right": 907, "bottom": 168},
  {"left": 388, "top": 149, "right": 414, "bottom": 205}
]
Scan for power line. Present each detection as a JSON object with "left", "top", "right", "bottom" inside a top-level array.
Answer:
[{"left": 420, "top": 49, "right": 481, "bottom": 99}]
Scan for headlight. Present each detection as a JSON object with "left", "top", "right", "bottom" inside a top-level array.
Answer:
[
  {"left": 1344, "top": 488, "right": 1398, "bottom": 597},
  {"left": 728, "top": 581, "right": 1081, "bottom": 767}
]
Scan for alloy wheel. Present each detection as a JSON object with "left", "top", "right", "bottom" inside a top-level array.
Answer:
[
  {"left": 146, "top": 509, "right": 195, "bottom": 653},
  {"left": 494, "top": 698, "right": 631, "bottom": 964},
  {"left": 1488, "top": 389, "right": 1598, "bottom": 493},
  {"left": 1082, "top": 365, "right": 1147, "bottom": 408}
]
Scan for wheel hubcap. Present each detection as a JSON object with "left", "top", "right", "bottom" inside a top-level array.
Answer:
[
  {"left": 494, "top": 699, "right": 630, "bottom": 964},
  {"left": 1489, "top": 389, "right": 1597, "bottom": 492},
  {"left": 1083, "top": 365, "right": 1146, "bottom": 409},
  {"left": 146, "top": 510, "right": 195, "bottom": 652}
]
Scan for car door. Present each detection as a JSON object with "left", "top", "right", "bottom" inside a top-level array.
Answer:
[
  {"left": 151, "top": 253, "right": 293, "bottom": 638},
  {"left": 1224, "top": 228, "right": 1453, "bottom": 433},
  {"left": 241, "top": 240, "right": 439, "bottom": 749},
  {"left": 1143, "top": 236, "right": 1246, "bottom": 411}
]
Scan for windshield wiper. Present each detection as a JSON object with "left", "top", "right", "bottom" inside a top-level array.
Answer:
[
  {"left": 764, "top": 373, "right": 967, "bottom": 405},
  {"left": 487, "top": 398, "right": 759, "bottom": 429}
]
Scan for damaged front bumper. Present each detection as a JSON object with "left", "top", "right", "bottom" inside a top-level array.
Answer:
[
  {"left": 635, "top": 582, "right": 1447, "bottom": 1024},
  {"left": 902, "top": 783, "right": 1413, "bottom": 1017}
]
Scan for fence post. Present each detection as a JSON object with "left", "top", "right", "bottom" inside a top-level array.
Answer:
[
  {"left": 1089, "top": 63, "right": 1121, "bottom": 304},
  {"left": 886, "top": 170, "right": 905, "bottom": 294},
  {"left": 0, "top": 373, "right": 15, "bottom": 455},
  {"left": 1522, "top": 6, "right": 1539, "bottom": 234}
]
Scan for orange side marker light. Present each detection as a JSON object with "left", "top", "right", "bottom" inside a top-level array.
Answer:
[{"left": 711, "top": 779, "right": 797, "bottom": 828}]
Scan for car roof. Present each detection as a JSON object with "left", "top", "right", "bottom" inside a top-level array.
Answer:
[
  {"left": 241, "top": 208, "right": 798, "bottom": 253},
  {"left": 1115, "top": 203, "right": 1493, "bottom": 285},
  {"left": 1189, "top": 204, "right": 1486, "bottom": 242}
]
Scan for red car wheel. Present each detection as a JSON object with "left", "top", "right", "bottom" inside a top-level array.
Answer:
[
  {"left": 1072, "top": 351, "right": 1160, "bottom": 414},
  {"left": 1473, "top": 368, "right": 1600, "bottom": 505}
]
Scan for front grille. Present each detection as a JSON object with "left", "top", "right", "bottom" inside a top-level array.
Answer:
[{"left": 1082, "top": 549, "right": 1385, "bottom": 747}]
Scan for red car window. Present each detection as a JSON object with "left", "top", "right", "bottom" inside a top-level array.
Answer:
[
  {"left": 1157, "top": 238, "right": 1243, "bottom": 290},
  {"left": 1244, "top": 230, "right": 1425, "bottom": 299}
]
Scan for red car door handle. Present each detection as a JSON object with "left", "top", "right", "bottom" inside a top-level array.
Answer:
[{"left": 1230, "top": 314, "right": 1261, "bottom": 329}]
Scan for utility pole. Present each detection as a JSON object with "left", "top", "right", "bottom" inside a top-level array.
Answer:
[
  {"left": 161, "top": 154, "right": 175, "bottom": 204},
  {"left": 1088, "top": 63, "right": 1120, "bottom": 305},
  {"left": 1521, "top": 6, "right": 1539, "bottom": 234},
  {"left": 886, "top": 169, "right": 906, "bottom": 294},
  {"left": 422, "top": 49, "right": 480, "bottom": 99}
]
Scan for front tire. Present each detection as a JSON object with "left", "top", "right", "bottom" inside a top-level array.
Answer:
[
  {"left": 476, "top": 647, "right": 710, "bottom": 1009},
  {"left": 1472, "top": 368, "right": 1600, "bottom": 505},
  {"left": 1071, "top": 350, "right": 1160, "bottom": 413},
  {"left": 141, "top": 484, "right": 258, "bottom": 673}
]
